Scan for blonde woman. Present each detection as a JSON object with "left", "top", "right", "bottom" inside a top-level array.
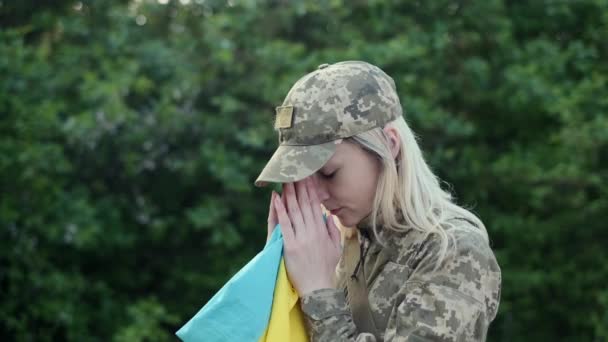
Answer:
[{"left": 256, "top": 61, "right": 501, "bottom": 341}]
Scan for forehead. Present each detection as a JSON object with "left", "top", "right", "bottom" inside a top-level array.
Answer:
[{"left": 322, "top": 141, "right": 361, "bottom": 167}]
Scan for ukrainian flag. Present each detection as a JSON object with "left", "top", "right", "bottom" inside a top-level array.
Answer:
[{"left": 176, "top": 225, "right": 308, "bottom": 342}]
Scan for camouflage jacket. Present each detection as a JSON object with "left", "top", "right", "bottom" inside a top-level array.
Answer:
[{"left": 299, "top": 218, "right": 501, "bottom": 341}]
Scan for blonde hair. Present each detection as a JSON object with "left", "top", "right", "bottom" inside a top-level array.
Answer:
[{"left": 346, "top": 115, "right": 489, "bottom": 270}]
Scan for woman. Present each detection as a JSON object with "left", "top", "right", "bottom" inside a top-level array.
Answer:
[{"left": 255, "top": 61, "right": 501, "bottom": 341}]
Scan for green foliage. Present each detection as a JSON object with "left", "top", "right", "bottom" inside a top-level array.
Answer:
[{"left": 1, "top": 0, "right": 607, "bottom": 340}]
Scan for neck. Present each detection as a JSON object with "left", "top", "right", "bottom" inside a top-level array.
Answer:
[
  {"left": 356, "top": 212, "right": 373, "bottom": 231},
  {"left": 355, "top": 212, "right": 380, "bottom": 243},
  {"left": 355, "top": 208, "right": 409, "bottom": 242}
]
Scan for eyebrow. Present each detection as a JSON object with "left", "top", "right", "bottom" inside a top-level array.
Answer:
[
  {"left": 320, "top": 151, "right": 344, "bottom": 172},
  {"left": 320, "top": 161, "right": 338, "bottom": 174}
]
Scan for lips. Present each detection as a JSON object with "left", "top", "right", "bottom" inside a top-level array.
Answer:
[{"left": 329, "top": 207, "right": 342, "bottom": 215}]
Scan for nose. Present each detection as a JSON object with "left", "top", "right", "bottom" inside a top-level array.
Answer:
[{"left": 311, "top": 174, "right": 330, "bottom": 202}]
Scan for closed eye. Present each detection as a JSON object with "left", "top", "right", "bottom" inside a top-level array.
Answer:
[{"left": 321, "top": 170, "right": 337, "bottom": 179}]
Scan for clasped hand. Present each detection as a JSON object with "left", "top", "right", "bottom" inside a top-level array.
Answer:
[{"left": 266, "top": 177, "right": 342, "bottom": 297}]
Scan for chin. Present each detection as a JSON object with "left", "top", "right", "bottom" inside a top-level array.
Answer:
[{"left": 337, "top": 215, "right": 355, "bottom": 228}]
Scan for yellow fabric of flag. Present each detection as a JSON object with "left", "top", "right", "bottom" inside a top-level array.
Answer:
[{"left": 258, "top": 257, "right": 308, "bottom": 342}]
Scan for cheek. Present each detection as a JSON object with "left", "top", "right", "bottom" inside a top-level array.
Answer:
[
  {"left": 334, "top": 170, "right": 378, "bottom": 209},
  {"left": 360, "top": 177, "right": 378, "bottom": 207},
  {"left": 352, "top": 162, "right": 381, "bottom": 211}
]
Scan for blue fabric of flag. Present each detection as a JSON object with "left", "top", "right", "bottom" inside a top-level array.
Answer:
[{"left": 176, "top": 225, "right": 284, "bottom": 342}]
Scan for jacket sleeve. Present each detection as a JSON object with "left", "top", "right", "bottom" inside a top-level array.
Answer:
[
  {"left": 300, "top": 288, "right": 377, "bottom": 341},
  {"left": 299, "top": 231, "right": 501, "bottom": 341}
]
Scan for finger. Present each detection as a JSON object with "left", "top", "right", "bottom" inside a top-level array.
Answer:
[
  {"left": 274, "top": 194, "right": 295, "bottom": 244},
  {"left": 295, "top": 180, "right": 315, "bottom": 233},
  {"left": 284, "top": 182, "right": 305, "bottom": 232},
  {"left": 306, "top": 177, "right": 326, "bottom": 235},
  {"left": 267, "top": 191, "right": 278, "bottom": 241},
  {"left": 281, "top": 183, "right": 288, "bottom": 209}
]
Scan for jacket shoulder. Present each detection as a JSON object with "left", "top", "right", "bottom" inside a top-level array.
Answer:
[{"left": 403, "top": 222, "right": 502, "bottom": 322}]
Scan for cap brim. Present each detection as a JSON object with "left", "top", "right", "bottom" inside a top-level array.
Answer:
[{"left": 254, "top": 140, "right": 341, "bottom": 187}]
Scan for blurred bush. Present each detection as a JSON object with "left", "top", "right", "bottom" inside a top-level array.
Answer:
[{"left": 1, "top": 0, "right": 606, "bottom": 341}]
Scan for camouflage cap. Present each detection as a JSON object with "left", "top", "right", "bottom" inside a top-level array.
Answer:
[{"left": 255, "top": 61, "right": 403, "bottom": 187}]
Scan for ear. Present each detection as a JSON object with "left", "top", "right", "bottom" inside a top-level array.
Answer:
[{"left": 383, "top": 126, "right": 401, "bottom": 160}]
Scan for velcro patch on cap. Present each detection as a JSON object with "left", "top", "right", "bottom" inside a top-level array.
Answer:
[{"left": 274, "top": 106, "right": 294, "bottom": 129}]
